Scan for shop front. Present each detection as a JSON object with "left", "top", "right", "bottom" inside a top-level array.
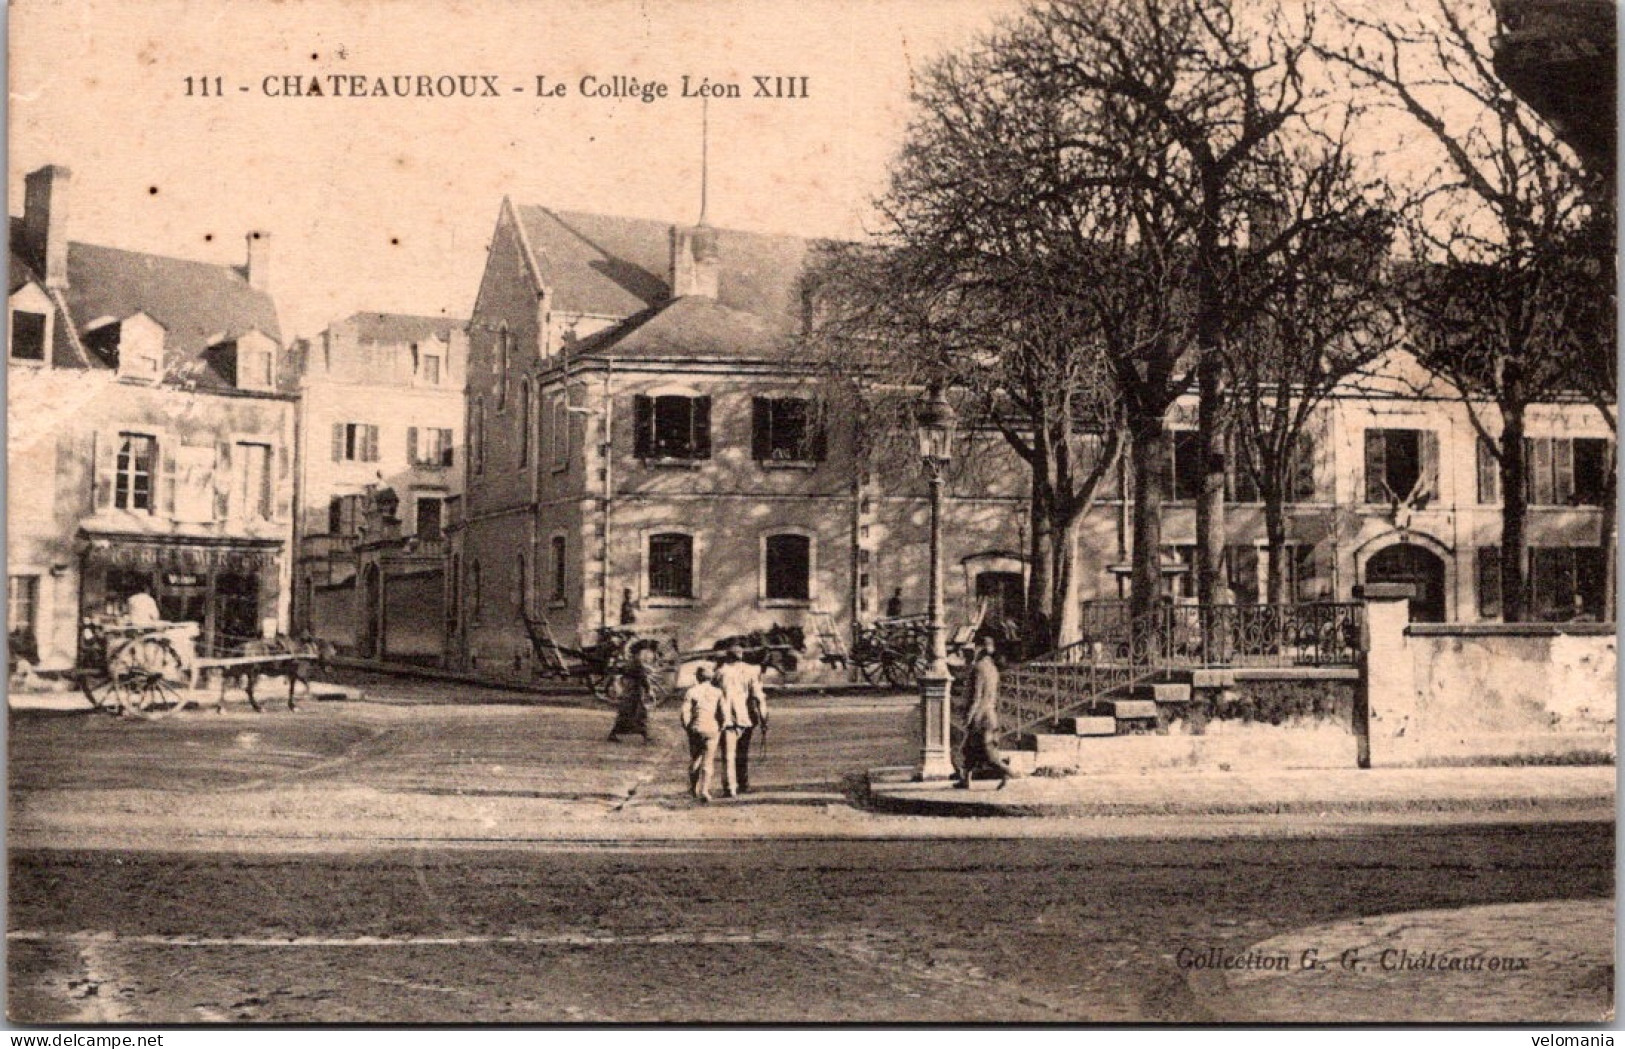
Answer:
[{"left": 78, "top": 532, "right": 283, "bottom": 657}]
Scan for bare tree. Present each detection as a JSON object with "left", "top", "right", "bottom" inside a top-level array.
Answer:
[
  {"left": 1332, "top": 0, "right": 1604, "bottom": 621},
  {"left": 1227, "top": 146, "right": 1398, "bottom": 604},
  {"left": 1026, "top": 0, "right": 1339, "bottom": 609}
]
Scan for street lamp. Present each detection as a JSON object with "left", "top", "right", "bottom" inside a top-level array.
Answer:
[{"left": 915, "top": 385, "right": 957, "bottom": 780}]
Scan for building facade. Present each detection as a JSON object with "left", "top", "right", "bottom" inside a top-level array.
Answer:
[
  {"left": 8, "top": 164, "right": 295, "bottom": 669},
  {"left": 289, "top": 312, "right": 467, "bottom": 658},
  {"left": 450, "top": 199, "right": 1613, "bottom": 681}
]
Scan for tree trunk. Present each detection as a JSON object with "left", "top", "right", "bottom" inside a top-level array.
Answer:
[
  {"left": 1599, "top": 444, "right": 1616, "bottom": 621},
  {"left": 1130, "top": 418, "right": 1168, "bottom": 620},
  {"left": 1050, "top": 512, "right": 1087, "bottom": 650},
  {"left": 1196, "top": 352, "right": 1227, "bottom": 607},
  {"left": 1499, "top": 411, "right": 1530, "bottom": 622},
  {"left": 1264, "top": 494, "right": 1289, "bottom": 606},
  {"left": 1026, "top": 483, "right": 1055, "bottom": 654}
]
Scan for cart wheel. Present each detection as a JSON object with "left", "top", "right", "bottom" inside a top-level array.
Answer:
[
  {"left": 880, "top": 654, "right": 911, "bottom": 689},
  {"left": 77, "top": 669, "right": 128, "bottom": 714},
  {"left": 856, "top": 659, "right": 880, "bottom": 686},
  {"left": 126, "top": 637, "right": 185, "bottom": 683},
  {"left": 133, "top": 671, "right": 187, "bottom": 718}
]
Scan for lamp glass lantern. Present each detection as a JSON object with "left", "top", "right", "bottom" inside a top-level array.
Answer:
[{"left": 916, "top": 388, "right": 957, "bottom": 469}]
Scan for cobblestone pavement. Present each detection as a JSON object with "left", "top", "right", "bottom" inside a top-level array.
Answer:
[{"left": 6, "top": 686, "right": 1616, "bottom": 1023}]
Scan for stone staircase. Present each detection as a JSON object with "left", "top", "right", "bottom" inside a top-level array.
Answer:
[{"left": 1004, "top": 669, "right": 1241, "bottom": 774}]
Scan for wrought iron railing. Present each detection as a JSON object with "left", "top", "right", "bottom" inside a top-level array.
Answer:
[{"left": 999, "top": 601, "right": 1365, "bottom": 740}]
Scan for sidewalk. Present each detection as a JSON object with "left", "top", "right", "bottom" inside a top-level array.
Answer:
[{"left": 867, "top": 764, "right": 1617, "bottom": 818}]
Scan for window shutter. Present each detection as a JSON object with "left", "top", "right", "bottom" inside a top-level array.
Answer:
[
  {"left": 215, "top": 441, "right": 233, "bottom": 519},
  {"left": 810, "top": 409, "right": 828, "bottom": 462},
  {"left": 366, "top": 425, "right": 380, "bottom": 463},
  {"left": 407, "top": 427, "right": 419, "bottom": 466},
  {"left": 160, "top": 443, "right": 178, "bottom": 517},
  {"left": 1526, "top": 437, "right": 1553, "bottom": 505},
  {"left": 332, "top": 422, "right": 345, "bottom": 462},
  {"left": 443, "top": 431, "right": 456, "bottom": 467},
  {"left": 273, "top": 443, "right": 290, "bottom": 520},
  {"left": 91, "top": 431, "right": 113, "bottom": 510},
  {"left": 1418, "top": 430, "right": 1439, "bottom": 502},
  {"left": 1363, "top": 430, "right": 1387, "bottom": 503},
  {"left": 1476, "top": 547, "right": 1502, "bottom": 620},
  {"left": 691, "top": 396, "right": 712, "bottom": 459},
  {"left": 1291, "top": 434, "right": 1316, "bottom": 502},
  {"left": 1554, "top": 438, "right": 1575, "bottom": 505},
  {"left": 1476, "top": 437, "right": 1499, "bottom": 504},
  {"left": 752, "top": 398, "right": 771, "bottom": 461},
  {"left": 633, "top": 396, "right": 653, "bottom": 459}
]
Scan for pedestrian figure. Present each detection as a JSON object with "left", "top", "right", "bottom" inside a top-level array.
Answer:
[
  {"left": 885, "top": 587, "right": 904, "bottom": 619},
  {"left": 679, "top": 665, "right": 725, "bottom": 802},
  {"left": 607, "top": 643, "right": 661, "bottom": 743},
  {"left": 619, "top": 587, "right": 639, "bottom": 626},
  {"left": 715, "top": 644, "right": 768, "bottom": 797},
  {"left": 956, "top": 635, "right": 1020, "bottom": 789}
]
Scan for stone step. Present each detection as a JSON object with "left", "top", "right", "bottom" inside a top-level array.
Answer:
[
  {"left": 1057, "top": 715, "right": 1118, "bottom": 737},
  {"left": 1110, "top": 698, "right": 1160, "bottom": 721},
  {"left": 1125, "top": 682, "right": 1192, "bottom": 704}
]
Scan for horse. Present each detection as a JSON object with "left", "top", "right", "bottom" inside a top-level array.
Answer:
[
  {"left": 221, "top": 635, "right": 336, "bottom": 713},
  {"left": 709, "top": 623, "right": 806, "bottom": 678}
]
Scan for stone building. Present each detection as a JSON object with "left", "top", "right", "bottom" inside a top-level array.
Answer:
[
  {"left": 288, "top": 312, "right": 467, "bottom": 659},
  {"left": 449, "top": 198, "right": 1613, "bottom": 682},
  {"left": 7, "top": 164, "right": 294, "bottom": 669}
]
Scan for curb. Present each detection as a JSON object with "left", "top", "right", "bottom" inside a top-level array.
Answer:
[{"left": 865, "top": 771, "right": 1617, "bottom": 819}]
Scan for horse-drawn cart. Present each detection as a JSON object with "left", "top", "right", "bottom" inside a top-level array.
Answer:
[
  {"left": 73, "top": 617, "right": 330, "bottom": 717},
  {"left": 522, "top": 611, "right": 681, "bottom": 702}
]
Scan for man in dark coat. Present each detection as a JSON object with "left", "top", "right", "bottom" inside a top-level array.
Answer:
[{"left": 956, "top": 635, "right": 1020, "bottom": 789}]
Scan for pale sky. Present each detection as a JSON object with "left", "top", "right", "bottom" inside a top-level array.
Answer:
[{"left": 9, "top": 0, "right": 1021, "bottom": 338}]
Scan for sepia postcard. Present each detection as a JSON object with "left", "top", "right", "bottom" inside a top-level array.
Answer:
[{"left": 5, "top": 0, "right": 1616, "bottom": 1027}]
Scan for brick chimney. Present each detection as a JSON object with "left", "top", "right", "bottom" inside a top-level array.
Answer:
[
  {"left": 245, "top": 230, "right": 271, "bottom": 292},
  {"left": 670, "top": 223, "right": 719, "bottom": 300},
  {"left": 22, "top": 165, "right": 71, "bottom": 290}
]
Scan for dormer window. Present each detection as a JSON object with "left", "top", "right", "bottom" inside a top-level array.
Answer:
[
  {"left": 9, "top": 283, "right": 54, "bottom": 365},
  {"left": 225, "top": 330, "right": 279, "bottom": 392},
  {"left": 94, "top": 313, "right": 167, "bottom": 383},
  {"left": 10, "top": 311, "right": 46, "bottom": 362}
]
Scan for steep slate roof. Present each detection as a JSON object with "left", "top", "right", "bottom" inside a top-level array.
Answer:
[
  {"left": 515, "top": 206, "right": 810, "bottom": 327},
  {"left": 341, "top": 311, "right": 466, "bottom": 344},
  {"left": 7, "top": 217, "right": 286, "bottom": 392},
  {"left": 570, "top": 296, "right": 796, "bottom": 361}
]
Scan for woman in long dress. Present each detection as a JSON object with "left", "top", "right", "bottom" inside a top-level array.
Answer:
[{"left": 607, "top": 643, "right": 661, "bottom": 743}]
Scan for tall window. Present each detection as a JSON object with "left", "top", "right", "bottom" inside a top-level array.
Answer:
[
  {"left": 473, "top": 398, "right": 485, "bottom": 476},
  {"left": 409, "top": 427, "right": 455, "bottom": 468},
  {"left": 764, "top": 533, "right": 812, "bottom": 601},
  {"left": 1530, "top": 547, "right": 1607, "bottom": 620},
  {"left": 1476, "top": 546, "right": 1502, "bottom": 620},
  {"left": 11, "top": 311, "right": 46, "bottom": 361},
  {"left": 752, "top": 398, "right": 826, "bottom": 462},
  {"left": 1226, "top": 545, "right": 1260, "bottom": 604},
  {"left": 1524, "top": 436, "right": 1612, "bottom": 506},
  {"left": 496, "top": 327, "right": 510, "bottom": 410},
  {"left": 1477, "top": 437, "right": 1500, "bottom": 504},
  {"left": 115, "top": 433, "right": 157, "bottom": 511},
  {"left": 332, "top": 423, "right": 380, "bottom": 463},
  {"left": 329, "top": 494, "right": 361, "bottom": 535},
  {"left": 550, "top": 394, "right": 571, "bottom": 469},
  {"left": 8, "top": 574, "right": 39, "bottom": 648},
  {"left": 550, "top": 536, "right": 567, "bottom": 603},
  {"left": 234, "top": 442, "right": 273, "bottom": 520},
  {"left": 633, "top": 395, "right": 711, "bottom": 460},
  {"left": 516, "top": 554, "right": 528, "bottom": 613},
  {"left": 648, "top": 533, "right": 695, "bottom": 599},
  {"left": 469, "top": 561, "right": 483, "bottom": 624},
  {"left": 1168, "top": 431, "right": 1203, "bottom": 501},
  {"left": 1363, "top": 429, "right": 1439, "bottom": 504},
  {"left": 447, "top": 554, "right": 461, "bottom": 635},
  {"left": 518, "top": 380, "right": 531, "bottom": 467},
  {"left": 1229, "top": 434, "right": 1316, "bottom": 503},
  {"left": 416, "top": 498, "right": 443, "bottom": 540}
]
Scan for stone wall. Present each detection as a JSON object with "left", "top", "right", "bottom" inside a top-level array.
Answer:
[{"left": 1365, "top": 597, "right": 1615, "bottom": 765}]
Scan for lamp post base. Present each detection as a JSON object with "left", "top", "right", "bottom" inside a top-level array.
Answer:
[{"left": 915, "top": 673, "right": 956, "bottom": 781}]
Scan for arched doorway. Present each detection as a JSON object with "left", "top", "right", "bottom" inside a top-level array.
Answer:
[{"left": 1365, "top": 543, "right": 1447, "bottom": 622}]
